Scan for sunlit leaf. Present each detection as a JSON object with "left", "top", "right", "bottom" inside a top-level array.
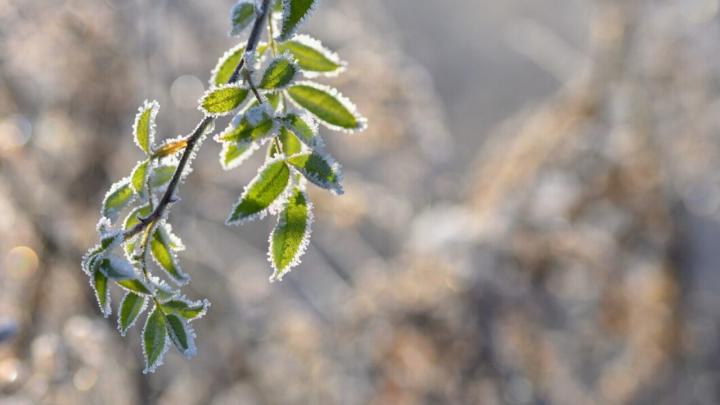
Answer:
[
  {"left": 133, "top": 100, "right": 159, "bottom": 155},
  {"left": 161, "top": 298, "right": 210, "bottom": 321},
  {"left": 118, "top": 292, "right": 148, "bottom": 337},
  {"left": 150, "top": 225, "right": 190, "bottom": 285},
  {"left": 277, "top": 35, "right": 344, "bottom": 76},
  {"left": 215, "top": 106, "right": 276, "bottom": 145},
  {"left": 151, "top": 165, "right": 177, "bottom": 188},
  {"left": 287, "top": 151, "right": 343, "bottom": 194},
  {"left": 142, "top": 306, "right": 169, "bottom": 374},
  {"left": 286, "top": 82, "right": 366, "bottom": 131},
  {"left": 200, "top": 84, "right": 250, "bottom": 116},
  {"left": 279, "top": 126, "right": 302, "bottom": 155},
  {"left": 131, "top": 160, "right": 150, "bottom": 194},
  {"left": 278, "top": 0, "right": 319, "bottom": 41},
  {"left": 211, "top": 43, "right": 246, "bottom": 86},
  {"left": 91, "top": 267, "right": 111, "bottom": 317},
  {"left": 227, "top": 158, "right": 291, "bottom": 225},
  {"left": 118, "top": 278, "right": 152, "bottom": 295},
  {"left": 102, "top": 177, "right": 135, "bottom": 222},
  {"left": 281, "top": 112, "right": 318, "bottom": 147},
  {"left": 269, "top": 187, "right": 312, "bottom": 281},
  {"left": 219, "top": 141, "right": 258, "bottom": 171},
  {"left": 259, "top": 54, "right": 299, "bottom": 90}
]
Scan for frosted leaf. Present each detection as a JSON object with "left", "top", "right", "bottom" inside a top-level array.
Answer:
[
  {"left": 287, "top": 150, "right": 344, "bottom": 194},
  {"left": 230, "top": 0, "right": 256, "bottom": 37},
  {"left": 91, "top": 267, "right": 111, "bottom": 317},
  {"left": 278, "top": 0, "right": 319, "bottom": 41},
  {"left": 278, "top": 127, "right": 303, "bottom": 156},
  {"left": 226, "top": 157, "right": 291, "bottom": 226},
  {"left": 142, "top": 305, "right": 170, "bottom": 374},
  {"left": 130, "top": 160, "right": 150, "bottom": 194},
  {"left": 214, "top": 105, "right": 277, "bottom": 146},
  {"left": 210, "top": 42, "right": 246, "bottom": 86},
  {"left": 286, "top": 81, "right": 367, "bottom": 132},
  {"left": 219, "top": 141, "right": 259, "bottom": 171},
  {"left": 160, "top": 297, "right": 210, "bottom": 321},
  {"left": 117, "top": 292, "right": 148, "bottom": 337},
  {"left": 99, "top": 255, "right": 137, "bottom": 281},
  {"left": 199, "top": 83, "right": 250, "bottom": 116},
  {"left": 133, "top": 100, "right": 159, "bottom": 155},
  {"left": 150, "top": 224, "right": 190, "bottom": 286},
  {"left": 150, "top": 164, "right": 177, "bottom": 189},
  {"left": 269, "top": 187, "right": 313, "bottom": 281},
  {"left": 258, "top": 53, "right": 300, "bottom": 90},
  {"left": 277, "top": 35, "right": 345, "bottom": 77},
  {"left": 163, "top": 223, "right": 185, "bottom": 252},
  {"left": 281, "top": 111, "right": 319, "bottom": 147},
  {"left": 102, "top": 177, "right": 135, "bottom": 222},
  {"left": 122, "top": 204, "right": 152, "bottom": 258},
  {"left": 117, "top": 278, "right": 152, "bottom": 295},
  {"left": 165, "top": 313, "right": 197, "bottom": 359},
  {"left": 148, "top": 276, "right": 179, "bottom": 303}
]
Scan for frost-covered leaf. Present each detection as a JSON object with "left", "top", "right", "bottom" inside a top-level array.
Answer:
[
  {"left": 278, "top": 0, "right": 319, "bottom": 41},
  {"left": 161, "top": 298, "right": 210, "bottom": 321},
  {"left": 269, "top": 188, "right": 312, "bottom": 281},
  {"left": 151, "top": 165, "right": 177, "bottom": 188},
  {"left": 123, "top": 204, "right": 152, "bottom": 257},
  {"left": 211, "top": 43, "right": 245, "bottom": 86},
  {"left": 131, "top": 160, "right": 150, "bottom": 194},
  {"left": 227, "top": 158, "right": 291, "bottom": 225},
  {"left": 118, "top": 292, "right": 147, "bottom": 336},
  {"left": 279, "top": 126, "right": 302, "bottom": 156},
  {"left": 259, "top": 54, "right": 299, "bottom": 90},
  {"left": 150, "top": 226, "right": 189, "bottom": 285},
  {"left": 142, "top": 306, "right": 169, "bottom": 374},
  {"left": 216, "top": 106, "right": 275, "bottom": 145},
  {"left": 286, "top": 82, "right": 366, "bottom": 131},
  {"left": 230, "top": 0, "right": 256, "bottom": 36},
  {"left": 287, "top": 151, "right": 343, "bottom": 194},
  {"left": 281, "top": 112, "right": 318, "bottom": 147},
  {"left": 220, "top": 141, "right": 258, "bottom": 171},
  {"left": 102, "top": 177, "right": 135, "bottom": 222},
  {"left": 277, "top": 35, "right": 344, "bottom": 76},
  {"left": 91, "top": 267, "right": 111, "bottom": 317},
  {"left": 133, "top": 100, "right": 159, "bottom": 155},
  {"left": 199, "top": 84, "right": 250, "bottom": 116},
  {"left": 99, "top": 256, "right": 137, "bottom": 281},
  {"left": 165, "top": 314, "right": 196, "bottom": 359},
  {"left": 117, "top": 278, "right": 152, "bottom": 295}
]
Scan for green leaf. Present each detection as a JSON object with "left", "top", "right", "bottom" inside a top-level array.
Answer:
[
  {"left": 117, "top": 278, "right": 152, "bottom": 295},
  {"left": 277, "top": 35, "right": 344, "bottom": 76},
  {"left": 151, "top": 164, "right": 176, "bottom": 188},
  {"left": 133, "top": 100, "right": 159, "bottom": 155},
  {"left": 270, "top": 188, "right": 312, "bottom": 281},
  {"left": 259, "top": 55, "right": 299, "bottom": 90},
  {"left": 211, "top": 43, "right": 245, "bottom": 86},
  {"left": 230, "top": 0, "right": 256, "bottom": 36},
  {"left": 281, "top": 112, "right": 318, "bottom": 147},
  {"left": 118, "top": 292, "right": 147, "bottom": 336},
  {"left": 200, "top": 84, "right": 250, "bottom": 116},
  {"left": 287, "top": 151, "right": 343, "bottom": 194},
  {"left": 215, "top": 106, "right": 276, "bottom": 145},
  {"left": 142, "top": 306, "right": 169, "bottom": 374},
  {"left": 123, "top": 204, "right": 152, "bottom": 257},
  {"left": 91, "top": 267, "right": 111, "bottom": 317},
  {"left": 279, "top": 0, "right": 319, "bottom": 41},
  {"left": 102, "top": 177, "right": 135, "bottom": 222},
  {"left": 286, "top": 82, "right": 366, "bottom": 131},
  {"left": 99, "top": 256, "right": 137, "bottom": 280},
  {"left": 150, "top": 225, "right": 190, "bottom": 285},
  {"left": 130, "top": 160, "right": 150, "bottom": 193},
  {"left": 279, "top": 126, "right": 302, "bottom": 156},
  {"left": 165, "top": 314, "right": 196, "bottom": 358},
  {"left": 160, "top": 298, "right": 210, "bottom": 321},
  {"left": 219, "top": 141, "right": 258, "bottom": 171},
  {"left": 227, "top": 158, "right": 291, "bottom": 225}
]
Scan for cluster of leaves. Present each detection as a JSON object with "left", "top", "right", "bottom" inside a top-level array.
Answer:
[{"left": 81, "top": 0, "right": 365, "bottom": 373}]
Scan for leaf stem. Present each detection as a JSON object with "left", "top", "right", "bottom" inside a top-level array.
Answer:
[{"left": 123, "top": 0, "right": 273, "bottom": 241}]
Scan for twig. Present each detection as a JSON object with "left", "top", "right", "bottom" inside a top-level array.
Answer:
[{"left": 124, "top": 0, "right": 272, "bottom": 241}]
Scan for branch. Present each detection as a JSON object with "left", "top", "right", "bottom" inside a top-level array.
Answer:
[{"left": 124, "top": 0, "right": 272, "bottom": 241}]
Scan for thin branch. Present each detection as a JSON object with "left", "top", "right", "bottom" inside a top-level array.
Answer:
[{"left": 124, "top": 0, "right": 272, "bottom": 241}]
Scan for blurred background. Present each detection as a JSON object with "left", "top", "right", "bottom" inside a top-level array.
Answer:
[{"left": 2, "top": 0, "right": 720, "bottom": 403}]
